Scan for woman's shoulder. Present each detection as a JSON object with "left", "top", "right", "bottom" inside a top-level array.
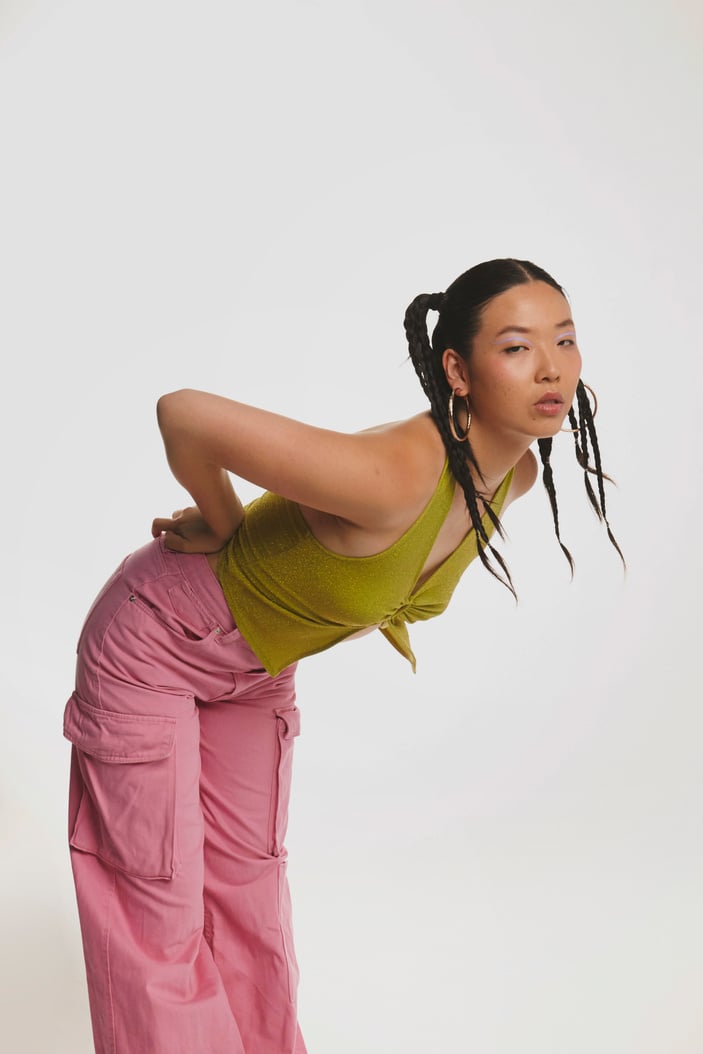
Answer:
[
  {"left": 287, "top": 412, "right": 448, "bottom": 555},
  {"left": 356, "top": 409, "right": 440, "bottom": 446},
  {"left": 359, "top": 410, "right": 447, "bottom": 493},
  {"left": 319, "top": 411, "right": 447, "bottom": 531}
]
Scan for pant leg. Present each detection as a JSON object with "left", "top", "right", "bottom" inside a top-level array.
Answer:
[
  {"left": 66, "top": 700, "right": 245, "bottom": 1054},
  {"left": 198, "top": 663, "right": 307, "bottom": 1054},
  {"left": 64, "top": 539, "right": 306, "bottom": 1053}
]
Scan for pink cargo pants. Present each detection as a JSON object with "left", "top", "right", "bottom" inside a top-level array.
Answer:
[{"left": 63, "top": 537, "right": 307, "bottom": 1054}]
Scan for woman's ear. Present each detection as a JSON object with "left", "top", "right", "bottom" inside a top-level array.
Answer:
[{"left": 442, "top": 348, "right": 471, "bottom": 395}]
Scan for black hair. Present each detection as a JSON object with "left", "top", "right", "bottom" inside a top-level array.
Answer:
[{"left": 404, "top": 258, "right": 624, "bottom": 594}]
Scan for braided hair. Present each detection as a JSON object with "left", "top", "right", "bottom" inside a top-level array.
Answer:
[{"left": 404, "top": 258, "right": 624, "bottom": 594}]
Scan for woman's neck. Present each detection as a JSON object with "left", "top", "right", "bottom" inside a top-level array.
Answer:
[{"left": 465, "top": 423, "right": 532, "bottom": 497}]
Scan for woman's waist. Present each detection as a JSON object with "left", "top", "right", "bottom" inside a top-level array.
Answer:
[{"left": 205, "top": 550, "right": 222, "bottom": 577}]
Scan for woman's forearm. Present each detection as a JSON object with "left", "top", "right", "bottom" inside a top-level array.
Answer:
[{"left": 157, "top": 392, "right": 245, "bottom": 542}]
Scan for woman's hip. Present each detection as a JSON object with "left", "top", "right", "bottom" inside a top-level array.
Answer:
[{"left": 73, "top": 538, "right": 281, "bottom": 707}]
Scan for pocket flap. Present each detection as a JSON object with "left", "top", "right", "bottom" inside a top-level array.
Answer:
[
  {"left": 275, "top": 705, "right": 301, "bottom": 740},
  {"left": 63, "top": 693, "right": 176, "bottom": 763}
]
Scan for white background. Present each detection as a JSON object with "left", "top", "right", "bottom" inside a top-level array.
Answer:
[{"left": 1, "top": 1, "right": 701, "bottom": 1051}]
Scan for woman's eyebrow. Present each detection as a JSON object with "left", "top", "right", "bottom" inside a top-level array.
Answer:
[{"left": 494, "top": 317, "right": 575, "bottom": 337}]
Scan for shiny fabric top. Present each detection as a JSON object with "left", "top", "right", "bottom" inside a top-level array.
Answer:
[{"left": 217, "top": 459, "right": 514, "bottom": 676}]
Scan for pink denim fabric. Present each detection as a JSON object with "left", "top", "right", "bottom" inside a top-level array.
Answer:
[{"left": 63, "top": 538, "right": 306, "bottom": 1054}]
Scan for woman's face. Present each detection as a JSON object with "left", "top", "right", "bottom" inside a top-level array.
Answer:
[{"left": 444, "top": 280, "right": 583, "bottom": 440}]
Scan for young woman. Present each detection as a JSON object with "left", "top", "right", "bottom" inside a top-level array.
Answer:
[{"left": 64, "top": 258, "right": 622, "bottom": 1054}]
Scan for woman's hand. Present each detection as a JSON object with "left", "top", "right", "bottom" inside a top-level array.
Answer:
[{"left": 151, "top": 506, "right": 236, "bottom": 554}]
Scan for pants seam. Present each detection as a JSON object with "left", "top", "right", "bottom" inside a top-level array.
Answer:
[
  {"left": 96, "top": 596, "right": 132, "bottom": 710},
  {"left": 105, "top": 868, "right": 117, "bottom": 1054},
  {"left": 277, "top": 863, "right": 294, "bottom": 1003}
]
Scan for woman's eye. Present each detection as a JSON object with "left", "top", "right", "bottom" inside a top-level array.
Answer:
[
  {"left": 504, "top": 345, "right": 527, "bottom": 354},
  {"left": 558, "top": 338, "right": 576, "bottom": 346}
]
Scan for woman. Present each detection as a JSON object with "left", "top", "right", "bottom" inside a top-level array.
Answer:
[{"left": 64, "top": 259, "right": 622, "bottom": 1054}]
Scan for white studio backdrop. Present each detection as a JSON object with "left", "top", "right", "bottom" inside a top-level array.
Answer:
[{"left": 1, "top": 0, "right": 701, "bottom": 1051}]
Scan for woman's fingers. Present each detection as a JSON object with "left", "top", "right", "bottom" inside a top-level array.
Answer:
[
  {"left": 161, "top": 531, "right": 187, "bottom": 551},
  {"left": 151, "top": 516, "right": 179, "bottom": 537},
  {"left": 152, "top": 508, "right": 213, "bottom": 547}
]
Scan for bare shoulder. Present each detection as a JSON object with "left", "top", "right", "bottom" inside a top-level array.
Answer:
[
  {"left": 332, "top": 411, "right": 448, "bottom": 527},
  {"left": 503, "top": 448, "right": 539, "bottom": 510},
  {"left": 297, "top": 412, "right": 448, "bottom": 548}
]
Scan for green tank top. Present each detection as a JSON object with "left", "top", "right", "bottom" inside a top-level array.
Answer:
[{"left": 217, "top": 459, "right": 514, "bottom": 676}]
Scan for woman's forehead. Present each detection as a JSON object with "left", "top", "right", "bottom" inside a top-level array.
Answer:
[{"left": 478, "top": 282, "right": 572, "bottom": 335}]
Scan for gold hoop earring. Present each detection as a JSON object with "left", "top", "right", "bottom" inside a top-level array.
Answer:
[
  {"left": 561, "top": 382, "right": 599, "bottom": 433},
  {"left": 448, "top": 390, "right": 472, "bottom": 442}
]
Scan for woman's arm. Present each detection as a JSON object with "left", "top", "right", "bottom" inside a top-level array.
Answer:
[
  {"left": 156, "top": 403, "right": 245, "bottom": 544},
  {"left": 156, "top": 389, "right": 440, "bottom": 533}
]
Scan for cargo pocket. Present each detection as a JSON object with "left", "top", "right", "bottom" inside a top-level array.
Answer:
[
  {"left": 63, "top": 692, "right": 178, "bottom": 880},
  {"left": 268, "top": 706, "right": 301, "bottom": 857}
]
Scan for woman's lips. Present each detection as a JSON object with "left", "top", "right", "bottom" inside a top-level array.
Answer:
[{"left": 534, "top": 393, "right": 564, "bottom": 416}]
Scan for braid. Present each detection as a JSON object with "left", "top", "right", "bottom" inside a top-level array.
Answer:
[
  {"left": 404, "top": 294, "right": 516, "bottom": 599},
  {"left": 540, "top": 381, "right": 625, "bottom": 571},
  {"left": 569, "top": 386, "right": 600, "bottom": 516},
  {"left": 571, "top": 380, "right": 626, "bottom": 568},
  {"left": 537, "top": 437, "right": 574, "bottom": 574}
]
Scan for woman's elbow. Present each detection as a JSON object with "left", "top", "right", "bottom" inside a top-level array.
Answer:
[{"left": 156, "top": 389, "right": 194, "bottom": 434}]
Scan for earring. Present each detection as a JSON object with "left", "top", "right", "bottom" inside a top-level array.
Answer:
[
  {"left": 448, "top": 390, "right": 472, "bottom": 442},
  {"left": 561, "top": 382, "right": 599, "bottom": 433}
]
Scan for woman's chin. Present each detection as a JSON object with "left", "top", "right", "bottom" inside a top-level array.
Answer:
[{"left": 530, "top": 417, "right": 570, "bottom": 440}]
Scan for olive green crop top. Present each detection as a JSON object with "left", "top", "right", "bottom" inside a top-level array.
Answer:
[{"left": 217, "top": 459, "right": 514, "bottom": 676}]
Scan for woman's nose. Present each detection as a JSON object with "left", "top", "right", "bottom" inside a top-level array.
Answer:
[{"left": 536, "top": 346, "right": 560, "bottom": 381}]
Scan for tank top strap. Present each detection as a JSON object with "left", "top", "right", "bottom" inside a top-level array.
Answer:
[{"left": 388, "top": 457, "right": 456, "bottom": 568}]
